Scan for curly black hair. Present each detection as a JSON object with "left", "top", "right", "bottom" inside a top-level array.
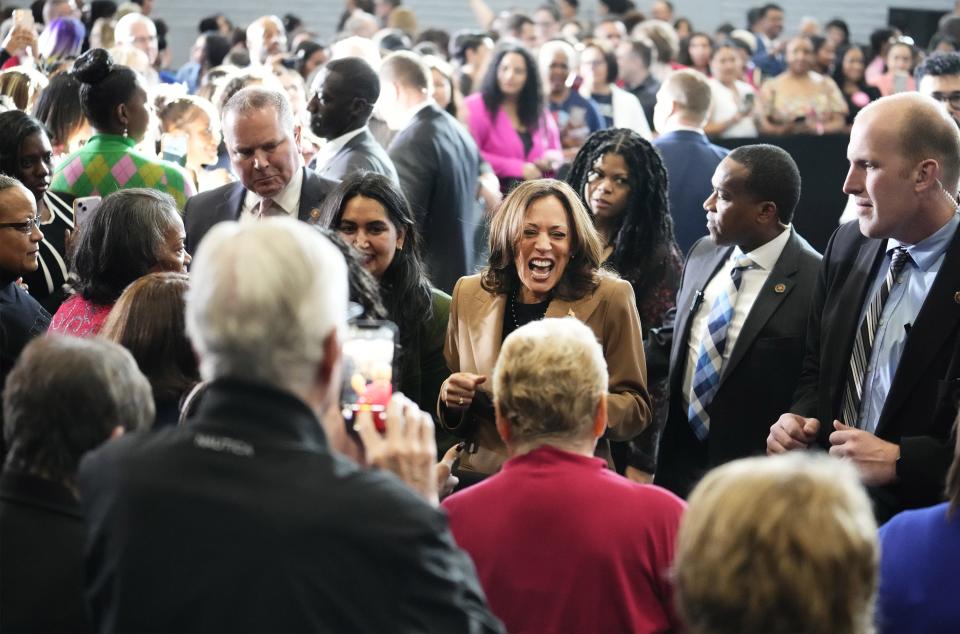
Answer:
[
  {"left": 565, "top": 128, "right": 678, "bottom": 303},
  {"left": 915, "top": 51, "right": 960, "bottom": 84},
  {"left": 479, "top": 42, "right": 545, "bottom": 133}
]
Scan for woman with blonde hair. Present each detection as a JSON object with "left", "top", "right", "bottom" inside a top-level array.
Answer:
[
  {"left": 0, "top": 67, "right": 49, "bottom": 111},
  {"left": 675, "top": 453, "right": 878, "bottom": 634},
  {"left": 440, "top": 178, "right": 650, "bottom": 484}
]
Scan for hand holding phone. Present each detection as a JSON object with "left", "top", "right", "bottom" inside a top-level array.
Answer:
[{"left": 73, "top": 196, "right": 102, "bottom": 227}]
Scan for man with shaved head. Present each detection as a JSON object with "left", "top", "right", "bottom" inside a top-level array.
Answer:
[{"left": 769, "top": 93, "right": 960, "bottom": 522}]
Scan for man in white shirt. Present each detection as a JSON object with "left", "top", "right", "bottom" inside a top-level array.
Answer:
[
  {"left": 183, "top": 86, "right": 338, "bottom": 254},
  {"left": 646, "top": 144, "right": 821, "bottom": 497},
  {"left": 378, "top": 52, "right": 480, "bottom": 293},
  {"left": 308, "top": 57, "right": 398, "bottom": 184}
]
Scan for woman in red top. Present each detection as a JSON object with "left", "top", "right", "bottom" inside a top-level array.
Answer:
[{"left": 50, "top": 188, "right": 190, "bottom": 337}]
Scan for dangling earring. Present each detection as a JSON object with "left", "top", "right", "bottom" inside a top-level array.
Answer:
[{"left": 122, "top": 125, "right": 129, "bottom": 138}]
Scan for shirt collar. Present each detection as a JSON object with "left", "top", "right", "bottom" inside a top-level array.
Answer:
[
  {"left": 316, "top": 125, "right": 368, "bottom": 166},
  {"left": 888, "top": 211, "right": 960, "bottom": 272},
  {"left": 661, "top": 123, "right": 706, "bottom": 135},
  {"left": 733, "top": 225, "right": 792, "bottom": 270},
  {"left": 243, "top": 166, "right": 304, "bottom": 217}
]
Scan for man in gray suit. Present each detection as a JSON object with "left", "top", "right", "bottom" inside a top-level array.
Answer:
[
  {"left": 308, "top": 57, "right": 399, "bottom": 184},
  {"left": 646, "top": 144, "right": 821, "bottom": 497},
  {"left": 184, "top": 87, "right": 338, "bottom": 255},
  {"left": 379, "top": 52, "right": 481, "bottom": 293}
]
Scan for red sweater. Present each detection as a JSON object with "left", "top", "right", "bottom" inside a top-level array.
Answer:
[{"left": 443, "top": 446, "right": 685, "bottom": 634}]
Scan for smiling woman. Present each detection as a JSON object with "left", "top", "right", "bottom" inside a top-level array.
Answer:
[{"left": 440, "top": 179, "right": 651, "bottom": 485}]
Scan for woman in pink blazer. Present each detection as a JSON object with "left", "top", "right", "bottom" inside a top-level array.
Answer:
[{"left": 464, "top": 42, "right": 562, "bottom": 192}]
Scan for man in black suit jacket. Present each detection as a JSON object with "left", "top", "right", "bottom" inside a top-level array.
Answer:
[
  {"left": 78, "top": 218, "right": 502, "bottom": 633},
  {"left": 0, "top": 336, "right": 153, "bottom": 633},
  {"left": 308, "top": 56, "right": 399, "bottom": 184},
  {"left": 649, "top": 145, "right": 821, "bottom": 497},
  {"left": 379, "top": 52, "right": 481, "bottom": 293},
  {"left": 184, "top": 86, "right": 338, "bottom": 254},
  {"left": 769, "top": 94, "right": 960, "bottom": 522}
]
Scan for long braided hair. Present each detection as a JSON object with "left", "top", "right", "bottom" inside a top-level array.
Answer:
[{"left": 565, "top": 128, "right": 678, "bottom": 302}]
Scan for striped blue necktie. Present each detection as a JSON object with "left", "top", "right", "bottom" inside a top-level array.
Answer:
[
  {"left": 687, "top": 254, "right": 754, "bottom": 440},
  {"left": 840, "top": 246, "right": 911, "bottom": 428}
]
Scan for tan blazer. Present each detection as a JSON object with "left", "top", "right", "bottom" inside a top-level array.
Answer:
[{"left": 440, "top": 274, "right": 651, "bottom": 475}]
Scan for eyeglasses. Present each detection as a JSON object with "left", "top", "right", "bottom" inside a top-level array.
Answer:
[
  {"left": 0, "top": 214, "right": 41, "bottom": 234},
  {"left": 930, "top": 91, "right": 960, "bottom": 109}
]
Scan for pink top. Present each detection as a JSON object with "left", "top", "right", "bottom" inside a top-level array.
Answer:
[
  {"left": 464, "top": 92, "right": 562, "bottom": 183},
  {"left": 443, "top": 446, "right": 686, "bottom": 634},
  {"left": 49, "top": 295, "right": 113, "bottom": 337}
]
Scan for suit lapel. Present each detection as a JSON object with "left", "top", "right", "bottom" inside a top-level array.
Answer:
[
  {"left": 296, "top": 168, "right": 324, "bottom": 223},
  {"left": 467, "top": 285, "right": 506, "bottom": 376},
  {"left": 226, "top": 183, "right": 246, "bottom": 220},
  {"left": 669, "top": 245, "right": 732, "bottom": 394},
  {"left": 877, "top": 225, "right": 960, "bottom": 434},
  {"left": 719, "top": 232, "right": 801, "bottom": 387},
  {"left": 823, "top": 237, "right": 886, "bottom": 416}
]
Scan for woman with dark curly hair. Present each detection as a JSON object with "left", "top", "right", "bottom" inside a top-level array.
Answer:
[
  {"left": 566, "top": 128, "right": 682, "bottom": 480},
  {"left": 440, "top": 178, "right": 650, "bottom": 485},
  {"left": 49, "top": 188, "right": 190, "bottom": 337},
  {"left": 319, "top": 172, "right": 450, "bottom": 442},
  {"left": 464, "top": 42, "right": 561, "bottom": 192}
]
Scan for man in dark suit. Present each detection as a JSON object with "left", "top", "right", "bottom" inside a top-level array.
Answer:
[
  {"left": 308, "top": 56, "right": 399, "bottom": 184},
  {"left": 653, "top": 69, "right": 729, "bottom": 254},
  {"left": 0, "top": 336, "right": 153, "bottom": 633},
  {"left": 648, "top": 144, "right": 821, "bottom": 498},
  {"left": 769, "top": 94, "right": 960, "bottom": 522},
  {"left": 183, "top": 86, "right": 338, "bottom": 254},
  {"left": 78, "top": 218, "right": 502, "bottom": 633},
  {"left": 750, "top": 3, "right": 786, "bottom": 78},
  {"left": 379, "top": 51, "right": 481, "bottom": 293}
]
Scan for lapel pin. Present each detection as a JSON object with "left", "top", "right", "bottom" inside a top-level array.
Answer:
[
  {"left": 308, "top": 208, "right": 321, "bottom": 224},
  {"left": 954, "top": 291, "right": 960, "bottom": 304},
  {"left": 774, "top": 283, "right": 787, "bottom": 294},
  {"left": 567, "top": 308, "right": 576, "bottom": 318}
]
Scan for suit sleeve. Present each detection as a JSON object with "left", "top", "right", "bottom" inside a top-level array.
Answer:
[
  {"left": 419, "top": 291, "right": 451, "bottom": 422},
  {"left": 789, "top": 230, "right": 833, "bottom": 420},
  {"left": 603, "top": 280, "right": 652, "bottom": 441},
  {"left": 437, "top": 278, "right": 463, "bottom": 429}
]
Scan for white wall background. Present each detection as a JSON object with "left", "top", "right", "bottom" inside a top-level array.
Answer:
[{"left": 158, "top": 0, "right": 954, "bottom": 67}]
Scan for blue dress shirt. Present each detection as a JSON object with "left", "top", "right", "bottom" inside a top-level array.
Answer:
[{"left": 856, "top": 213, "right": 960, "bottom": 432}]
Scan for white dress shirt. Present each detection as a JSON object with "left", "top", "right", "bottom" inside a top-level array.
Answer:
[
  {"left": 313, "top": 126, "right": 368, "bottom": 172},
  {"left": 242, "top": 166, "right": 304, "bottom": 219},
  {"left": 682, "top": 227, "right": 793, "bottom": 407}
]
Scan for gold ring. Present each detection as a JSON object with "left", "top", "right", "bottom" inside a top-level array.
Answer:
[{"left": 458, "top": 396, "right": 464, "bottom": 406}]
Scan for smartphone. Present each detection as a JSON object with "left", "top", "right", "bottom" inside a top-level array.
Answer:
[
  {"left": 568, "top": 106, "right": 587, "bottom": 129},
  {"left": 341, "top": 320, "right": 398, "bottom": 433},
  {"left": 73, "top": 196, "right": 102, "bottom": 227},
  {"left": 160, "top": 133, "right": 188, "bottom": 167},
  {"left": 740, "top": 92, "right": 755, "bottom": 114},
  {"left": 12, "top": 9, "right": 34, "bottom": 31}
]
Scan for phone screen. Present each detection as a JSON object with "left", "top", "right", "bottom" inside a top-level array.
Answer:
[
  {"left": 160, "top": 133, "right": 188, "bottom": 167},
  {"left": 341, "top": 320, "right": 397, "bottom": 433}
]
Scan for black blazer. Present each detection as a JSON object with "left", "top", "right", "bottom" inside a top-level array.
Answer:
[
  {"left": 77, "top": 379, "right": 502, "bottom": 633},
  {"left": 650, "top": 230, "right": 822, "bottom": 497},
  {"left": 183, "top": 168, "right": 338, "bottom": 254},
  {"left": 791, "top": 220, "right": 960, "bottom": 521},
  {"left": 388, "top": 104, "right": 481, "bottom": 293},
  {"left": 316, "top": 127, "right": 399, "bottom": 185}
]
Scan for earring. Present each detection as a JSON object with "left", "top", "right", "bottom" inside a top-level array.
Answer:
[
  {"left": 397, "top": 245, "right": 403, "bottom": 251},
  {"left": 122, "top": 125, "right": 129, "bottom": 138}
]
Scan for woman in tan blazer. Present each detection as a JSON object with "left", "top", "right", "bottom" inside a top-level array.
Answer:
[{"left": 440, "top": 179, "right": 651, "bottom": 483}]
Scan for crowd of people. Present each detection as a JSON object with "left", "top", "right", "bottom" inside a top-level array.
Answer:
[{"left": 2, "top": 0, "right": 960, "bottom": 632}]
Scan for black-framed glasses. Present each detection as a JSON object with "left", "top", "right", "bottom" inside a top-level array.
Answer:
[
  {"left": 0, "top": 214, "right": 41, "bottom": 234},
  {"left": 930, "top": 91, "right": 960, "bottom": 109}
]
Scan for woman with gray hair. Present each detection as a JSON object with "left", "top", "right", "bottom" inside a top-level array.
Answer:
[
  {"left": 49, "top": 188, "right": 190, "bottom": 337},
  {"left": 442, "top": 317, "right": 685, "bottom": 634}
]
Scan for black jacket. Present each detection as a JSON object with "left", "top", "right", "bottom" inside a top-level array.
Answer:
[{"left": 78, "top": 378, "right": 502, "bottom": 633}]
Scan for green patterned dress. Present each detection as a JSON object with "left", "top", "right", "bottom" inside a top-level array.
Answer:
[{"left": 51, "top": 134, "right": 195, "bottom": 208}]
